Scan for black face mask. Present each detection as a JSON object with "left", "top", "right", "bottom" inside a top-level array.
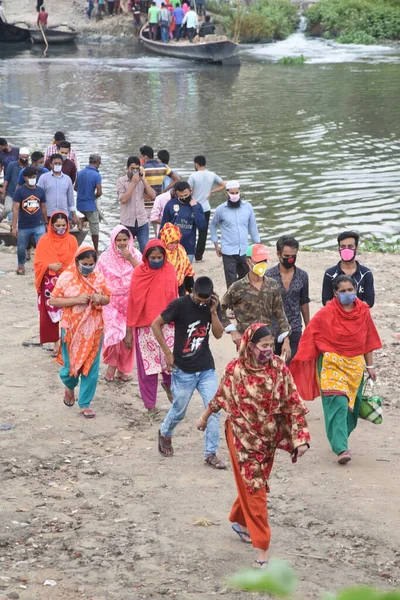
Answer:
[
  {"left": 280, "top": 256, "right": 297, "bottom": 269},
  {"left": 19, "top": 158, "right": 29, "bottom": 165},
  {"left": 227, "top": 199, "right": 241, "bottom": 209},
  {"left": 179, "top": 195, "right": 192, "bottom": 204}
]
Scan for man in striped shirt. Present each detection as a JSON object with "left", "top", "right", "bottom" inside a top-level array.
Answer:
[{"left": 140, "top": 145, "right": 180, "bottom": 217}]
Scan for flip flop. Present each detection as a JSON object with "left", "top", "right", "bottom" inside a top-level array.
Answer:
[
  {"left": 253, "top": 560, "right": 269, "bottom": 569},
  {"left": 80, "top": 409, "right": 96, "bottom": 419},
  {"left": 232, "top": 523, "right": 252, "bottom": 544},
  {"left": 338, "top": 451, "right": 352, "bottom": 465},
  {"left": 63, "top": 389, "right": 75, "bottom": 407}
]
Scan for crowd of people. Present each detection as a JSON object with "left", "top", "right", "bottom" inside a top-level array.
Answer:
[{"left": 0, "top": 132, "right": 382, "bottom": 569}]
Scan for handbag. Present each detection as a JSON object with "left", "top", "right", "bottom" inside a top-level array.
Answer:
[{"left": 359, "top": 379, "right": 383, "bottom": 425}]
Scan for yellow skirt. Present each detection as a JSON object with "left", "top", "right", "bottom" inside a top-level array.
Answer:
[{"left": 319, "top": 352, "right": 365, "bottom": 411}]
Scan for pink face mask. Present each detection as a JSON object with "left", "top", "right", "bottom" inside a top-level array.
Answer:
[
  {"left": 340, "top": 248, "right": 356, "bottom": 262},
  {"left": 228, "top": 192, "right": 240, "bottom": 203}
]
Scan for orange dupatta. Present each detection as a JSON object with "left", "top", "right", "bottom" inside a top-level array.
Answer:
[{"left": 159, "top": 222, "right": 195, "bottom": 286}]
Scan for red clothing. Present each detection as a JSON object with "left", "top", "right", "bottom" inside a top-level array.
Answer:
[
  {"left": 290, "top": 297, "right": 382, "bottom": 401},
  {"left": 44, "top": 158, "right": 76, "bottom": 183},
  {"left": 37, "top": 11, "right": 48, "bottom": 25}
]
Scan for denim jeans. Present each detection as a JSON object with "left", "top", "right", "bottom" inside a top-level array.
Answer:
[
  {"left": 17, "top": 225, "right": 46, "bottom": 266},
  {"left": 160, "top": 23, "right": 169, "bottom": 43},
  {"left": 160, "top": 368, "right": 220, "bottom": 455},
  {"left": 124, "top": 221, "right": 150, "bottom": 254}
]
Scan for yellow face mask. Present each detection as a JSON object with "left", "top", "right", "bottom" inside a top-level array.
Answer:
[{"left": 251, "top": 261, "right": 268, "bottom": 277}]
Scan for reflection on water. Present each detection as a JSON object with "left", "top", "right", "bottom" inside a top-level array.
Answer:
[{"left": 1, "top": 41, "right": 400, "bottom": 248}]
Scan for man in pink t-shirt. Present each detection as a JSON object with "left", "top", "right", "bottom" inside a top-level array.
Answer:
[
  {"left": 150, "top": 189, "right": 174, "bottom": 235},
  {"left": 37, "top": 6, "right": 49, "bottom": 26}
]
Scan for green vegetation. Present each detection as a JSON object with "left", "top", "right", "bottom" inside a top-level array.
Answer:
[
  {"left": 278, "top": 54, "right": 307, "bottom": 64},
  {"left": 306, "top": 0, "right": 400, "bottom": 43},
  {"left": 207, "top": 0, "right": 299, "bottom": 43},
  {"left": 361, "top": 234, "right": 400, "bottom": 253},
  {"left": 228, "top": 558, "right": 400, "bottom": 599}
]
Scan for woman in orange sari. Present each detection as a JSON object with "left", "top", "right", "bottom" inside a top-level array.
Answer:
[
  {"left": 159, "top": 222, "right": 194, "bottom": 296},
  {"left": 34, "top": 211, "right": 78, "bottom": 354},
  {"left": 197, "top": 323, "right": 310, "bottom": 568},
  {"left": 50, "top": 245, "right": 110, "bottom": 418}
]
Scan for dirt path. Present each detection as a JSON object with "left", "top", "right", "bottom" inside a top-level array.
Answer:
[{"left": 0, "top": 246, "right": 399, "bottom": 600}]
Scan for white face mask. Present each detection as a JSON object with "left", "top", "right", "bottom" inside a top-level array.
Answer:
[
  {"left": 27, "top": 178, "right": 36, "bottom": 186},
  {"left": 53, "top": 164, "right": 62, "bottom": 173}
]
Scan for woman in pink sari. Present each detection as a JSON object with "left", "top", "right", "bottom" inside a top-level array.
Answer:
[{"left": 97, "top": 225, "right": 142, "bottom": 382}]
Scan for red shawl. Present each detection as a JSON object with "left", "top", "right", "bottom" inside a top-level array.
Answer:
[
  {"left": 290, "top": 298, "right": 382, "bottom": 401},
  {"left": 127, "top": 239, "right": 178, "bottom": 328}
]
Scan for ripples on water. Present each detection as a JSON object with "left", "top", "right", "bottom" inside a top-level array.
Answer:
[{"left": 1, "top": 34, "right": 400, "bottom": 248}]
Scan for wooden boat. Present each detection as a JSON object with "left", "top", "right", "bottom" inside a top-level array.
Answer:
[
  {"left": 139, "top": 23, "right": 239, "bottom": 65},
  {"left": 0, "top": 21, "right": 31, "bottom": 43},
  {"left": 29, "top": 24, "right": 78, "bottom": 44},
  {"left": 0, "top": 226, "right": 88, "bottom": 247}
]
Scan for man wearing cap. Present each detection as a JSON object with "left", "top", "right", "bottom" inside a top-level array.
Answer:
[
  {"left": 220, "top": 243, "right": 292, "bottom": 360},
  {"left": 210, "top": 180, "right": 260, "bottom": 289},
  {"left": 0, "top": 147, "right": 30, "bottom": 222}
]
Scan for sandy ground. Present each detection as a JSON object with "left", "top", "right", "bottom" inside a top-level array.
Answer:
[{"left": 0, "top": 245, "right": 400, "bottom": 600}]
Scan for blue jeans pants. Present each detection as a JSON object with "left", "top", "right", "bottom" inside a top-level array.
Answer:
[
  {"left": 59, "top": 329, "right": 102, "bottom": 409},
  {"left": 160, "top": 368, "right": 220, "bottom": 455},
  {"left": 124, "top": 222, "right": 149, "bottom": 254},
  {"left": 161, "top": 23, "right": 169, "bottom": 43},
  {"left": 17, "top": 225, "right": 45, "bottom": 267}
]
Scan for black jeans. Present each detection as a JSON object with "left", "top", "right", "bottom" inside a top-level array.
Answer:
[
  {"left": 222, "top": 253, "right": 249, "bottom": 289},
  {"left": 275, "top": 330, "right": 302, "bottom": 364},
  {"left": 195, "top": 210, "right": 210, "bottom": 261}
]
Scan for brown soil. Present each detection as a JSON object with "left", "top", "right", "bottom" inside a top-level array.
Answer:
[{"left": 0, "top": 246, "right": 399, "bottom": 600}]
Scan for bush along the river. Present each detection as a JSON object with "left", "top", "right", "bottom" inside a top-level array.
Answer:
[
  {"left": 306, "top": 0, "right": 400, "bottom": 43},
  {"left": 207, "top": 0, "right": 299, "bottom": 43},
  {"left": 278, "top": 54, "right": 307, "bottom": 64}
]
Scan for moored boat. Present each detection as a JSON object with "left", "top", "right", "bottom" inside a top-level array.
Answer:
[
  {"left": 0, "top": 21, "right": 31, "bottom": 43},
  {"left": 139, "top": 23, "right": 239, "bottom": 65},
  {"left": 29, "top": 24, "right": 78, "bottom": 44}
]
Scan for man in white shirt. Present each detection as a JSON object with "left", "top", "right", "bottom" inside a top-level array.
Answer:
[
  {"left": 150, "top": 188, "right": 174, "bottom": 235},
  {"left": 188, "top": 154, "right": 225, "bottom": 262},
  {"left": 182, "top": 6, "right": 198, "bottom": 42}
]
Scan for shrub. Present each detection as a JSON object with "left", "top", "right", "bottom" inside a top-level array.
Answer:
[{"left": 278, "top": 54, "right": 307, "bottom": 63}]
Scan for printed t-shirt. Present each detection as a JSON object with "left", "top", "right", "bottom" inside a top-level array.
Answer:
[{"left": 13, "top": 185, "right": 46, "bottom": 229}]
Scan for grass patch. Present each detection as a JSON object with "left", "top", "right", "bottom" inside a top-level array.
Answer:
[
  {"left": 361, "top": 235, "right": 400, "bottom": 253},
  {"left": 278, "top": 54, "right": 307, "bottom": 63}
]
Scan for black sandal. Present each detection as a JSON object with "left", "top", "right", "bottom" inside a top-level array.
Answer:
[
  {"left": 158, "top": 430, "right": 174, "bottom": 456},
  {"left": 205, "top": 453, "right": 226, "bottom": 469}
]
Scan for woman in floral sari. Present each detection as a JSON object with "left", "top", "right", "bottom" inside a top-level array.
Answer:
[
  {"left": 97, "top": 225, "right": 142, "bottom": 382},
  {"left": 197, "top": 323, "right": 310, "bottom": 568},
  {"left": 159, "top": 222, "right": 195, "bottom": 296},
  {"left": 50, "top": 245, "right": 110, "bottom": 418},
  {"left": 34, "top": 211, "right": 78, "bottom": 355},
  {"left": 290, "top": 275, "right": 381, "bottom": 465}
]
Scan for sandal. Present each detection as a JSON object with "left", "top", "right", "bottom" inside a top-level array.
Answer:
[
  {"left": 158, "top": 430, "right": 174, "bottom": 457},
  {"left": 63, "top": 388, "right": 75, "bottom": 407},
  {"left": 104, "top": 366, "right": 116, "bottom": 382},
  {"left": 147, "top": 407, "right": 160, "bottom": 419},
  {"left": 338, "top": 451, "right": 352, "bottom": 465},
  {"left": 232, "top": 523, "right": 252, "bottom": 544},
  {"left": 116, "top": 372, "right": 132, "bottom": 382},
  {"left": 16, "top": 267, "right": 25, "bottom": 276},
  {"left": 253, "top": 560, "right": 269, "bottom": 569},
  {"left": 161, "top": 381, "right": 173, "bottom": 403},
  {"left": 205, "top": 453, "right": 226, "bottom": 470},
  {"left": 80, "top": 408, "right": 96, "bottom": 419}
]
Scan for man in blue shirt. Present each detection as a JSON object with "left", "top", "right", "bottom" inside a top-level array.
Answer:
[
  {"left": 173, "top": 2, "right": 184, "bottom": 38},
  {"left": 210, "top": 180, "right": 260, "bottom": 288},
  {"left": 37, "top": 154, "right": 76, "bottom": 222},
  {"left": 160, "top": 181, "right": 206, "bottom": 262},
  {"left": 17, "top": 151, "right": 49, "bottom": 186},
  {"left": 1, "top": 147, "right": 30, "bottom": 222},
  {"left": 75, "top": 154, "right": 102, "bottom": 252}
]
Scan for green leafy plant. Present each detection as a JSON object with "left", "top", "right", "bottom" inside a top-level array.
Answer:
[
  {"left": 278, "top": 54, "right": 307, "bottom": 63},
  {"left": 361, "top": 235, "right": 400, "bottom": 253}
]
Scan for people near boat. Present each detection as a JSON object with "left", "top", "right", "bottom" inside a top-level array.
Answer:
[
  {"left": 322, "top": 230, "right": 375, "bottom": 308},
  {"left": 290, "top": 275, "right": 381, "bottom": 465},
  {"left": 116, "top": 155, "right": 155, "bottom": 253},
  {"left": 11, "top": 166, "right": 47, "bottom": 276},
  {"left": 182, "top": 5, "right": 198, "bottom": 41},
  {"left": 44, "top": 131, "right": 79, "bottom": 169},
  {"left": 266, "top": 235, "right": 310, "bottom": 362},
  {"left": 34, "top": 211, "right": 78, "bottom": 354},
  {"left": 1, "top": 147, "right": 30, "bottom": 222},
  {"left": 45, "top": 141, "right": 77, "bottom": 184},
  {"left": 210, "top": 180, "right": 260, "bottom": 289},
  {"left": 87, "top": 0, "right": 95, "bottom": 19},
  {"left": 0, "top": 138, "right": 19, "bottom": 177},
  {"left": 50, "top": 245, "right": 110, "bottom": 419},
  {"left": 173, "top": 2, "right": 184, "bottom": 38},
  {"left": 159, "top": 222, "right": 195, "bottom": 296},
  {"left": 160, "top": 180, "right": 207, "bottom": 263},
  {"left": 187, "top": 154, "right": 225, "bottom": 262},
  {"left": 107, "top": 0, "right": 115, "bottom": 16},
  {"left": 0, "top": 0, "right": 7, "bottom": 23},
  {"left": 148, "top": 1, "right": 160, "bottom": 40},
  {"left": 132, "top": 3, "right": 142, "bottom": 34},
  {"left": 125, "top": 239, "right": 178, "bottom": 417},
  {"left": 97, "top": 225, "right": 141, "bottom": 383},
  {"left": 37, "top": 5, "right": 49, "bottom": 27},
  {"left": 17, "top": 151, "right": 49, "bottom": 187},
  {"left": 37, "top": 154, "right": 76, "bottom": 224},
  {"left": 75, "top": 154, "right": 102, "bottom": 252},
  {"left": 199, "top": 14, "right": 215, "bottom": 36},
  {"left": 196, "top": 323, "right": 310, "bottom": 568},
  {"left": 153, "top": 276, "right": 226, "bottom": 469},
  {"left": 140, "top": 145, "right": 180, "bottom": 215},
  {"left": 220, "top": 243, "right": 292, "bottom": 359},
  {"left": 97, "top": 0, "right": 108, "bottom": 19},
  {"left": 195, "top": 0, "right": 205, "bottom": 16},
  {"left": 158, "top": 4, "right": 171, "bottom": 44},
  {"left": 150, "top": 188, "right": 173, "bottom": 234}
]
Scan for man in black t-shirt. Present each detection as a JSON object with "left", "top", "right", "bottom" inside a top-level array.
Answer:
[{"left": 152, "top": 276, "right": 226, "bottom": 468}]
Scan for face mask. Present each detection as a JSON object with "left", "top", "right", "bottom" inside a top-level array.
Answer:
[
  {"left": 27, "top": 178, "right": 36, "bottom": 186},
  {"left": 53, "top": 164, "right": 62, "bottom": 173},
  {"left": 178, "top": 195, "right": 191, "bottom": 204},
  {"left": 194, "top": 297, "right": 210, "bottom": 308},
  {"left": 280, "top": 256, "right": 297, "bottom": 269},
  {"left": 251, "top": 261, "right": 267, "bottom": 277},
  {"left": 338, "top": 292, "right": 356, "bottom": 305},
  {"left": 61, "top": 155, "right": 68, "bottom": 161},
  {"left": 252, "top": 344, "right": 273, "bottom": 364},
  {"left": 55, "top": 227, "right": 66, "bottom": 236},
  {"left": 227, "top": 192, "right": 240, "bottom": 203},
  {"left": 20, "top": 158, "right": 29, "bottom": 164},
  {"left": 149, "top": 258, "right": 164, "bottom": 269},
  {"left": 340, "top": 248, "right": 356, "bottom": 262},
  {"left": 79, "top": 263, "right": 95, "bottom": 276}
]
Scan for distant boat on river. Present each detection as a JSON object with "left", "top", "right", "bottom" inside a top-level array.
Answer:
[
  {"left": 0, "top": 21, "right": 31, "bottom": 43},
  {"left": 29, "top": 24, "right": 78, "bottom": 44}
]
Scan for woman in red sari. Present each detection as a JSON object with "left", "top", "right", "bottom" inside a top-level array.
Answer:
[
  {"left": 290, "top": 275, "right": 381, "bottom": 465},
  {"left": 197, "top": 323, "right": 310, "bottom": 568},
  {"left": 34, "top": 211, "right": 78, "bottom": 355}
]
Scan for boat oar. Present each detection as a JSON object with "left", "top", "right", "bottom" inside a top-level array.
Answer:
[{"left": 39, "top": 22, "right": 49, "bottom": 55}]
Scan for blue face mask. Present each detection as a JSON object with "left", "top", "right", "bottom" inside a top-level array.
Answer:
[
  {"left": 338, "top": 292, "right": 356, "bottom": 305},
  {"left": 149, "top": 258, "right": 164, "bottom": 270},
  {"left": 79, "top": 262, "right": 95, "bottom": 276}
]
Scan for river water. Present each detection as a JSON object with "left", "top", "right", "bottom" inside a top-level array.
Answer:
[{"left": 1, "top": 31, "right": 400, "bottom": 248}]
